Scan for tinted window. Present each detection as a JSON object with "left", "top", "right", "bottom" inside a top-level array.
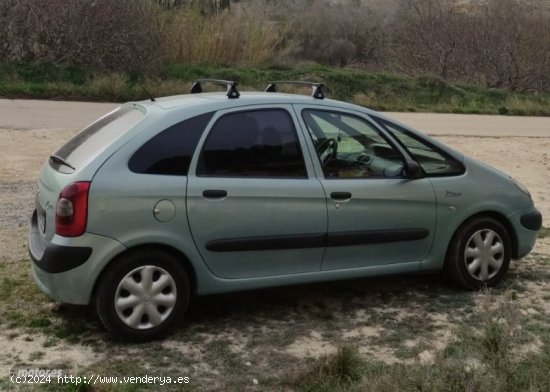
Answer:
[
  {"left": 302, "top": 110, "right": 405, "bottom": 178},
  {"left": 373, "top": 117, "right": 465, "bottom": 176},
  {"left": 53, "top": 107, "right": 143, "bottom": 172},
  {"left": 197, "top": 109, "right": 307, "bottom": 178},
  {"left": 129, "top": 112, "right": 213, "bottom": 176}
]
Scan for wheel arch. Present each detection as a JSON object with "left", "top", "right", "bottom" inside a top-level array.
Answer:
[
  {"left": 91, "top": 243, "right": 198, "bottom": 301},
  {"left": 446, "top": 210, "right": 519, "bottom": 262}
]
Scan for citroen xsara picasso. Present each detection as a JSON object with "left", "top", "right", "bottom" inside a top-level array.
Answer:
[{"left": 29, "top": 80, "right": 542, "bottom": 340}]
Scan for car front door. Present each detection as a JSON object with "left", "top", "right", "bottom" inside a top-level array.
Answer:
[
  {"left": 294, "top": 106, "right": 436, "bottom": 271},
  {"left": 186, "top": 106, "right": 327, "bottom": 279}
]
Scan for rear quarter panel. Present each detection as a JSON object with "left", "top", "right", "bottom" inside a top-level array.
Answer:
[{"left": 86, "top": 106, "right": 219, "bottom": 293}]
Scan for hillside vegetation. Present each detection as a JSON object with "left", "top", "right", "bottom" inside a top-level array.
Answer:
[
  {"left": 1, "top": 63, "right": 549, "bottom": 116},
  {"left": 0, "top": 0, "right": 549, "bottom": 114}
]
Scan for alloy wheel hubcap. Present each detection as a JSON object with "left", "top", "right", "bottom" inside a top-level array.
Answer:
[
  {"left": 114, "top": 265, "right": 177, "bottom": 330},
  {"left": 464, "top": 229, "right": 504, "bottom": 281}
]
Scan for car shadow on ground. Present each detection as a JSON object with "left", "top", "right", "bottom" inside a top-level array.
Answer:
[
  {"left": 184, "top": 271, "right": 464, "bottom": 324},
  {"left": 54, "top": 271, "right": 471, "bottom": 343}
]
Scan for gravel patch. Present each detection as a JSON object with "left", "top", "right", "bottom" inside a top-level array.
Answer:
[{"left": 0, "top": 181, "right": 35, "bottom": 230}]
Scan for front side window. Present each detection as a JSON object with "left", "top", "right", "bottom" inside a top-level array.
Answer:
[
  {"left": 129, "top": 112, "right": 213, "bottom": 176},
  {"left": 302, "top": 110, "right": 405, "bottom": 178},
  {"left": 373, "top": 117, "right": 465, "bottom": 176},
  {"left": 197, "top": 109, "right": 307, "bottom": 178}
]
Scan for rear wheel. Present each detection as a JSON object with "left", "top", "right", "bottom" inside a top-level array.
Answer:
[
  {"left": 95, "top": 249, "right": 190, "bottom": 341},
  {"left": 445, "top": 216, "right": 511, "bottom": 290}
]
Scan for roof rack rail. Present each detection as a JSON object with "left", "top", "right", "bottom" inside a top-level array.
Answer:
[
  {"left": 265, "top": 81, "right": 325, "bottom": 99},
  {"left": 190, "top": 79, "right": 240, "bottom": 99}
]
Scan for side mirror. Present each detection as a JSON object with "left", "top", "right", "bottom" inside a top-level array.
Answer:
[{"left": 405, "top": 161, "right": 424, "bottom": 179}]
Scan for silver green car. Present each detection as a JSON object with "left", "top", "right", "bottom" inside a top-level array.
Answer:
[{"left": 29, "top": 81, "right": 542, "bottom": 340}]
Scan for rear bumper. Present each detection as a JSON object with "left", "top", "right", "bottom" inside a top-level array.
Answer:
[
  {"left": 29, "top": 210, "right": 126, "bottom": 305},
  {"left": 508, "top": 207, "right": 542, "bottom": 259},
  {"left": 29, "top": 211, "right": 92, "bottom": 273}
]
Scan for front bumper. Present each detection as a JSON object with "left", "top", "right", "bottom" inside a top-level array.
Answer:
[
  {"left": 508, "top": 207, "right": 542, "bottom": 259},
  {"left": 520, "top": 210, "right": 542, "bottom": 231},
  {"left": 29, "top": 211, "right": 126, "bottom": 305}
]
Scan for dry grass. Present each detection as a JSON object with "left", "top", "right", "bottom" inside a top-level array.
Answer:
[
  {"left": 1, "top": 252, "right": 548, "bottom": 391},
  {"left": 288, "top": 287, "right": 549, "bottom": 392},
  {"left": 0, "top": 0, "right": 548, "bottom": 92},
  {"left": 162, "top": 7, "right": 293, "bottom": 66}
]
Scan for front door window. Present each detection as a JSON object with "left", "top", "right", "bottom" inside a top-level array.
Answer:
[{"left": 302, "top": 110, "right": 405, "bottom": 178}]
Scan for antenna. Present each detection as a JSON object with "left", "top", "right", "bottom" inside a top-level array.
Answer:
[{"left": 139, "top": 84, "right": 155, "bottom": 102}]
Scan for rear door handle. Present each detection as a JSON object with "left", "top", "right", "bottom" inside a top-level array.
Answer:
[
  {"left": 330, "top": 191, "right": 352, "bottom": 200},
  {"left": 202, "top": 190, "right": 227, "bottom": 199}
]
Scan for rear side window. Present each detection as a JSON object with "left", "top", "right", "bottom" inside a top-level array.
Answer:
[
  {"left": 197, "top": 109, "right": 307, "bottom": 178},
  {"left": 129, "top": 112, "right": 213, "bottom": 176},
  {"left": 52, "top": 107, "right": 143, "bottom": 172}
]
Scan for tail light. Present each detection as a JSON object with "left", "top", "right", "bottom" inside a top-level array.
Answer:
[{"left": 55, "top": 182, "right": 90, "bottom": 237}]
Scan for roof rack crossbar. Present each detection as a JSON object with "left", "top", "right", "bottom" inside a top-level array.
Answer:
[
  {"left": 265, "top": 81, "right": 325, "bottom": 99},
  {"left": 190, "top": 79, "right": 240, "bottom": 99}
]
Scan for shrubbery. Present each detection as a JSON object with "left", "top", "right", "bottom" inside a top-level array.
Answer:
[
  {"left": 0, "top": 0, "right": 548, "bottom": 93},
  {"left": 0, "top": 0, "right": 161, "bottom": 71}
]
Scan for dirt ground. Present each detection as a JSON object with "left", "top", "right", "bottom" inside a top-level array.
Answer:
[{"left": 0, "top": 102, "right": 548, "bottom": 390}]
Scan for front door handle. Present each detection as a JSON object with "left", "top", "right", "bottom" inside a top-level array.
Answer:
[
  {"left": 330, "top": 191, "right": 352, "bottom": 200},
  {"left": 202, "top": 190, "right": 227, "bottom": 199}
]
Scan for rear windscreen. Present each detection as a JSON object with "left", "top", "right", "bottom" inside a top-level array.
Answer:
[{"left": 52, "top": 107, "right": 144, "bottom": 172}]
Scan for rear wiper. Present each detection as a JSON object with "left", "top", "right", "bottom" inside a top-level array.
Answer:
[{"left": 49, "top": 155, "right": 76, "bottom": 170}]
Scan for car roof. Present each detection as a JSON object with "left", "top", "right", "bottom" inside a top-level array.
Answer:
[{"left": 142, "top": 91, "right": 373, "bottom": 114}]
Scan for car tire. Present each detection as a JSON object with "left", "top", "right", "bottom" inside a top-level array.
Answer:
[
  {"left": 95, "top": 249, "right": 190, "bottom": 341},
  {"left": 445, "top": 216, "right": 511, "bottom": 290}
]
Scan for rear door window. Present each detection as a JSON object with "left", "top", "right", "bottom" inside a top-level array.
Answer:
[
  {"left": 52, "top": 107, "right": 143, "bottom": 172},
  {"left": 197, "top": 109, "right": 307, "bottom": 178}
]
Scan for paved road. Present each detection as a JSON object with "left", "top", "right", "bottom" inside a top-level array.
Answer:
[
  {"left": 0, "top": 99, "right": 118, "bottom": 130},
  {"left": 386, "top": 112, "right": 550, "bottom": 137},
  {"left": 1, "top": 99, "right": 549, "bottom": 136}
]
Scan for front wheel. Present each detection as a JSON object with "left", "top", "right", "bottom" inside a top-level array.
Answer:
[
  {"left": 445, "top": 216, "right": 511, "bottom": 290},
  {"left": 95, "top": 249, "right": 190, "bottom": 341}
]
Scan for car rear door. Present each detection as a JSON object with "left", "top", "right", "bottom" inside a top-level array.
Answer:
[
  {"left": 294, "top": 105, "right": 436, "bottom": 271},
  {"left": 186, "top": 105, "right": 327, "bottom": 279}
]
